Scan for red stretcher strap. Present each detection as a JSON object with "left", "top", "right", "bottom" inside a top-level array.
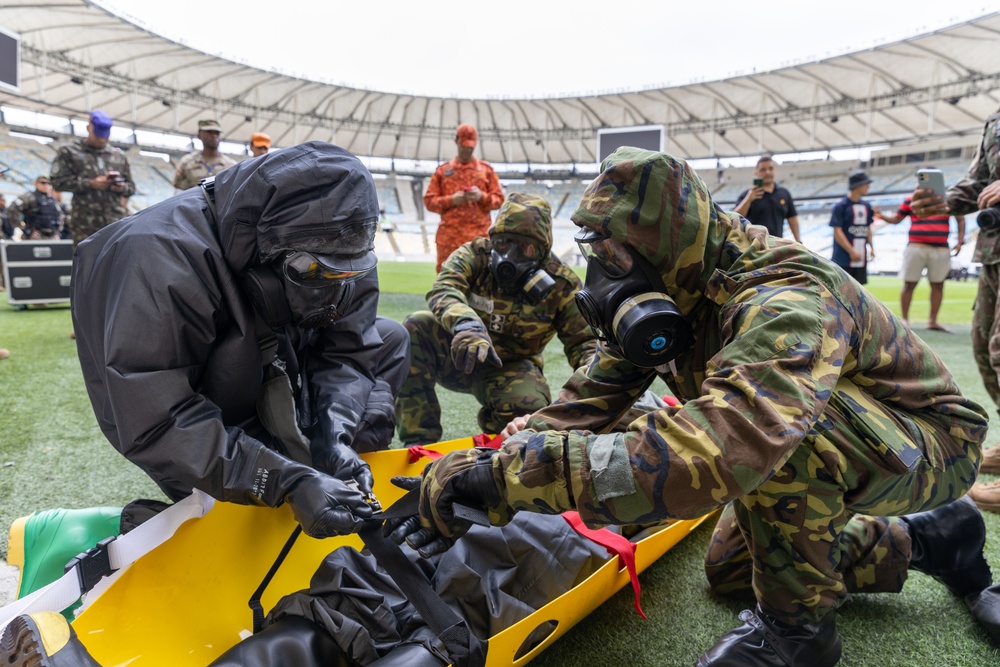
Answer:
[
  {"left": 406, "top": 445, "right": 444, "bottom": 463},
  {"left": 562, "top": 511, "right": 647, "bottom": 620},
  {"left": 471, "top": 433, "right": 504, "bottom": 449}
]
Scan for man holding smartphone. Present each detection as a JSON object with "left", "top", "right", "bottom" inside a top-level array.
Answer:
[
  {"left": 880, "top": 167, "right": 965, "bottom": 333},
  {"left": 734, "top": 155, "right": 802, "bottom": 242},
  {"left": 911, "top": 103, "right": 1000, "bottom": 511},
  {"left": 50, "top": 110, "right": 135, "bottom": 245}
]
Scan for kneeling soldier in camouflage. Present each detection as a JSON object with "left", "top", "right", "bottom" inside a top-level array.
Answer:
[
  {"left": 389, "top": 148, "right": 1000, "bottom": 666},
  {"left": 395, "top": 192, "right": 600, "bottom": 444}
]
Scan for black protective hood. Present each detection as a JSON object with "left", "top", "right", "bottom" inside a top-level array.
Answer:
[{"left": 211, "top": 142, "right": 380, "bottom": 274}]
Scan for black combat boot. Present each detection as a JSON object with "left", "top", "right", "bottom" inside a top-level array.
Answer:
[
  {"left": 901, "top": 495, "right": 992, "bottom": 598},
  {"left": 0, "top": 612, "right": 103, "bottom": 667},
  {"left": 696, "top": 606, "right": 842, "bottom": 666}
]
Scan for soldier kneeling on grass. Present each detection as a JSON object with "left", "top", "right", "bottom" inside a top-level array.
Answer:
[{"left": 389, "top": 147, "right": 1000, "bottom": 667}]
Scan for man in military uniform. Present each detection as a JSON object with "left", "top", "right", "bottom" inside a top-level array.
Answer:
[
  {"left": 173, "top": 119, "right": 237, "bottom": 191},
  {"left": 50, "top": 110, "right": 134, "bottom": 245},
  {"left": 390, "top": 148, "right": 999, "bottom": 665},
  {"left": 7, "top": 175, "right": 64, "bottom": 239},
  {"left": 423, "top": 124, "right": 504, "bottom": 272},
  {"left": 396, "top": 193, "right": 598, "bottom": 444},
  {"left": 911, "top": 104, "right": 1000, "bottom": 511}
]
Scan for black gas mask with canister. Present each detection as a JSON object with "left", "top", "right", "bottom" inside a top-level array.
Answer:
[
  {"left": 489, "top": 233, "right": 556, "bottom": 301},
  {"left": 244, "top": 250, "right": 376, "bottom": 330},
  {"left": 574, "top": 228, "right": 692, "bottom": 368}
]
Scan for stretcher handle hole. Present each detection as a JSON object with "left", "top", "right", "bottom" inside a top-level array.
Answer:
[{"left": 513, "top": 619, "right": 559, "bottom": 662}]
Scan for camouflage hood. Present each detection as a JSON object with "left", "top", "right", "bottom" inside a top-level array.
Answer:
[
  {"left": 572, "top": 147, "right": 764, "bottom": 315},
  {"left": 211, "top": 141, "right": 379, "bottom": 274},
  {"left": 488, "top": 192, "right": 553, "bottom": 255}
]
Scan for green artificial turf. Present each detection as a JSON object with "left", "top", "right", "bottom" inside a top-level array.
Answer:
[{"left": 1, "top": 266, "right": 998, "bottom": 665}]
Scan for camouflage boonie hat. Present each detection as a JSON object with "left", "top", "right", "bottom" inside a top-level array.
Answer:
[{"left": 488, "top": 192, "right": 553, "bottom": 254}]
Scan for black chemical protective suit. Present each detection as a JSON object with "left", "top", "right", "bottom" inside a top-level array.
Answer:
[{"left": 71, "top": 143, "right": 408, "bottom": 534}]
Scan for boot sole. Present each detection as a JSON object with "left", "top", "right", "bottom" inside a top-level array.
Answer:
[{"left": 0, "top": 614, "right": 48, "bottom": 667}]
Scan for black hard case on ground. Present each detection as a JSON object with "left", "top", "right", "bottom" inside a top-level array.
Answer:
[{"left": 1, "top": 239, "right": 74, "bottom": 307}]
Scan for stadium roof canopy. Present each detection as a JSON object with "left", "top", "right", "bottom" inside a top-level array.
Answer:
[{"left": 2, "top": 0, "right": 999, "bottom": 166}]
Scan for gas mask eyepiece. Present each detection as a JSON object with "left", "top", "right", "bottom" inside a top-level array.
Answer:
[
  {"left": 489, "top": 233, "right": 554, "bottom": 300},
  {"left": 574, "top": 228, "right": 691, "bottom": 368},
  {"left": 245, "top": 250, "right": 375, "bottom": 330}
]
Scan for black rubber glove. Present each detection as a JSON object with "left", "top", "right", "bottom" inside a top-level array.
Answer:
[
  {"left": 285, "top": 473, "right": 373, "bottom": 538},
  {"left": 311, "top": 442, "right": 375, "bottom": 498},
  {"left": 450, "top": 320, "right": 502, "bottom": 374},
  {"left": 383, "top": 448, "right": 503, "bottom": 557}
]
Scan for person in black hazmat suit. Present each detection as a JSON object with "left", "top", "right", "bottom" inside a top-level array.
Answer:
[{"left": 0, "top": 143, "right": 420, "bottom": 666}]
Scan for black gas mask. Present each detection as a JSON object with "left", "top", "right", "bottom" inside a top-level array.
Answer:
[
  {"left": 244, "top": 250, "right": 375, "bottom": 330},
  {"left": 489, "top": 233, "right": 555, "bottom": 301},
  {"left": 574, "top": 228, "right": 691, "bottom": 368}
]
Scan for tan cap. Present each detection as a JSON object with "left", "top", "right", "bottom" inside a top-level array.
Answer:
[{"left": 198, "top": 119, "right": 222, "bottom": 132}]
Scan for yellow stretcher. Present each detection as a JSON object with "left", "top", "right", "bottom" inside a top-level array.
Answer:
[{"left": 71, "top": 438, "right": 713, "bottom": 666}]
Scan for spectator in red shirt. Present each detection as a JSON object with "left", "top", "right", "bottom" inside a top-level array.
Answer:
[
  {"left": 881, "top": 189, "right": 966, "bottom": 332},
  {"left": 424, "top": 124, "right": 504, "bottom": 271}
]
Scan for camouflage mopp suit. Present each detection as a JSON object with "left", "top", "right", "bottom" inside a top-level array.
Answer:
[
  {"left": 395, "top": 193, "right": 598, "bottom": 442},
  {"left": 955, "top": 107, "right": 1000, "bottom": 414},
  {"left": 423, "top": 148, "right": 989, "bottom": 627}
]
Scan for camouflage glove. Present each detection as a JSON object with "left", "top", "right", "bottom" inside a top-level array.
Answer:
[
  {"left": 450, "top": 320, "right": 502, "bottom": 374},
  {"left": 384, "top": 447, "right": 510, "bottom": 557},
  {"left": 284, "top": 473, "right": 373, "bottom": 538},
  {"left": 495, "top": 430, "right": 576, "bottom": 515}
]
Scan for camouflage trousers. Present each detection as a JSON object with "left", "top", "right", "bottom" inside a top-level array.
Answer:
[
  {"left": 395, "top": 311, "right": 551, "bottom": 443},
  {"left": 972, "top": 261, "right": 1000, "bottom": 415},
  {"left": 702, "top": 380, "right": 980, "bottom": 625}
]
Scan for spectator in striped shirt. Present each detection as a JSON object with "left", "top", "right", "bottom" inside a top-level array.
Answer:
[{"left": 881, "top": 188, "right": 966, "bottom": 332}]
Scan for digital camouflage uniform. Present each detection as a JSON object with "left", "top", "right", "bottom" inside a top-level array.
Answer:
[
  {"left": 173, "top": 150, "right": 237, "bottom": 191},
  {"left": 423, "top": 157, "right": 504, "bottom": 271},
  {"left": 50, "top": 139, "right": 135, "bottom": 244},
  {"left": 396, "top": 193, "right": 597, "bottom": 443},
  {"left": 952, "top": 107, "right": 1000, "bottom": 414},
  {"left": 476, "top": 148, "right": 987, "bottom": 625}
]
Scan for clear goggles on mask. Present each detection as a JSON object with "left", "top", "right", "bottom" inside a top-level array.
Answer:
[
  {"left": 575, "top": 228, "right": 633, "bottom": 278},
  {"left": 492, "top": 234, "right": 541, "bottom": 260},
  {"left": 281, "top": 250, "right": 376, "bottom": 288}
]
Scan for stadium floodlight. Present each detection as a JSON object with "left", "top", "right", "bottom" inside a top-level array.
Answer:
[
  {"left": 0, "top": 25, "right": 19, "bottom": 92},
  {"left": 596, "top": 125, "right": 664, "bottom": 164}
]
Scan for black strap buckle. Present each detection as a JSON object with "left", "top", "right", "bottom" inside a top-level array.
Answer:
[{"left": 65, "top": 536, "right": 118, "bottom": 593}]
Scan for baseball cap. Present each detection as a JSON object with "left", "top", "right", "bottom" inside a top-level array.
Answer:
[
  {"left": 456, "top": 124, "right": 477, "bottom": 148},
  {"left": 848, "top": 170, "right": 872, "bottom": 189},
  {"left": 89, "top": 110, "right": 113, "bottom": 138},
  {"left": 250, "top": 132, "right": 271, "bottom": 148},
  {"left": 198, "top": 119, "right": 223, "bottom": 132}
]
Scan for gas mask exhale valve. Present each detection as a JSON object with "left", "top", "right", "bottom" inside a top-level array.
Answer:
[{"left": 574, "top": 229, "right": 691, "bottom": 368}]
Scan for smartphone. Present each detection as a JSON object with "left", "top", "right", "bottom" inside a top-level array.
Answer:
[
  {"left": 107, "top": 170, "right": 122, "bottom": 183},
  {"left": 916, "top": 168, "right": 945, "bottom": 198},
  {"left": 753, "top": 178, "right": 764, "bottom": 187}
]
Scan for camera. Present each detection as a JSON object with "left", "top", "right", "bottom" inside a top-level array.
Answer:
[{"left": 979, "top": 206, "right": 1000, "bottom": 232}]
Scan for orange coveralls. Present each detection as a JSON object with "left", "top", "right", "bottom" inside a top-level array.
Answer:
[{"left": 424, "top": 157, "right": 504, "bottom": 271}]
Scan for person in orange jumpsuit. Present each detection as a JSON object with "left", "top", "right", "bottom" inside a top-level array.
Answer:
[{"left": 424, "top": 124, "right": 504, "bottom": 271}]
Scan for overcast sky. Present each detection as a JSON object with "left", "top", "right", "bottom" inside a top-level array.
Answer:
[{"left": 98, "top": 0, "right": 995, "bottom": 98}]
